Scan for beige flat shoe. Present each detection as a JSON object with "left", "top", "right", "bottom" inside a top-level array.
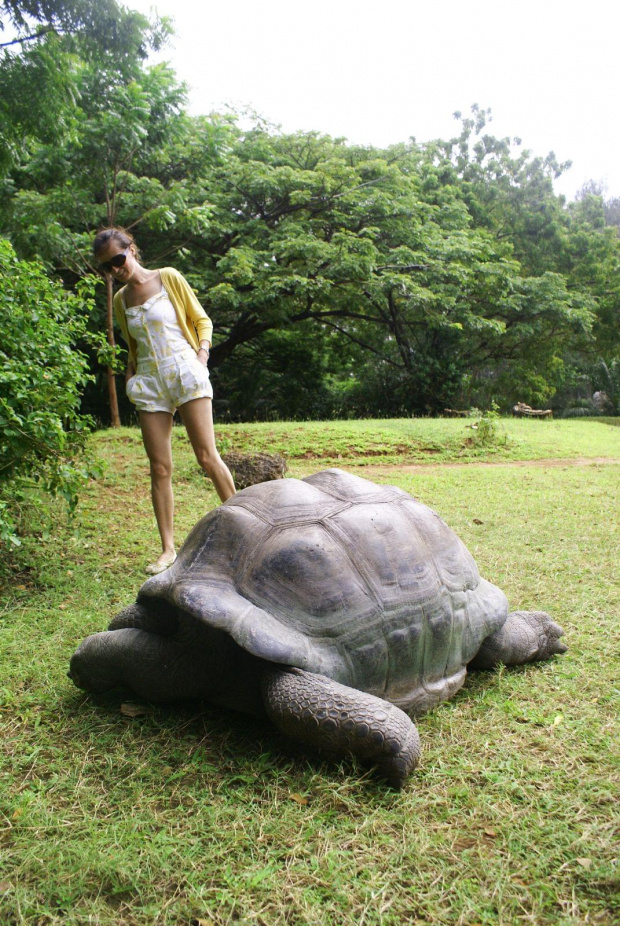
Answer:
[{"left": 144, "top": 552, "right": 177, "bottom": 576}]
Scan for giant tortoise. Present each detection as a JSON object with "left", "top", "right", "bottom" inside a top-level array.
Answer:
[{"left": 69, "top": 469, "right": 567, "bottom": 787}]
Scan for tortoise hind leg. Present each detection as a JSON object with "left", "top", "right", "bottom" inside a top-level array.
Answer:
[
  {"left": 469, "top": 610, "right": 567, "bottom": 670},
  {"left": 261, "top": 667, "right": 421, "bottom": 788},
  {"left": 68, "top": 627, "right": 208, "bottom": 702}
]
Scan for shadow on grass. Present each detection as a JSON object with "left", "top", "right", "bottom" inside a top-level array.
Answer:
[
  {"left": 62, "top": 651, "right": 567, "bottom": 800},
  {"left": 591, "top": 416, "right": 620, "bottom": 427},
  {"left": 62, "top": 687, "right": 396, "bottom": 799}
]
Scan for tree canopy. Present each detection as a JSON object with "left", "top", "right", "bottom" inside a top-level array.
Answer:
[
  {"left": 0, "top": 7, "right": 618, "bottom": 423},
  {"left": 0, "top": 0, "right": 170, "bottom": 173}
]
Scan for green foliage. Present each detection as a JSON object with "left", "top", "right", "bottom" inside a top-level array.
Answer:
[
  {"left": 4, "top": 60, "right": 190, "bottom": 269},
  {"left": 0, "top": 238, "right": 99, "bottom": 544},
  {"left": 212, "top": 324, "right": 337, "bottom": 421},
  {"left": 0, "top": 0, "right": 170, "bottom": 65},
  {"left": 0, "top": 24, "right": 618, "bottom": 423},
  {"left": 591, "top": 357, "right": 620, "bottom": 415},
  {"left": 0, "top": 0, "right": 171, "bottom": 174},
  {"left": 468, "top": 401, "right": 508, "bottom": 448},
  {"left": 577, "top": 179, "right": 620, "bottom": 232},
  {"left": 177, "top": 125, "right": 594, "bottom": 417},
  {"left": 562, "top": 196, "right": 620, "bottom": 359}
]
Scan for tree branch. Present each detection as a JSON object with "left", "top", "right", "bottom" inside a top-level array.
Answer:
[
  {"left": 317, "top": 319, "right": 399, "bottom": 366},
  {"left": 376, "top": 263, "right": 428, "bottom": 272},
  {"left": 0, "top": 26, "right": 57, "bottom": 47}
]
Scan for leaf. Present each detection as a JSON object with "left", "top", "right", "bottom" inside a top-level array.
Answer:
[
  {"left": 290, "top": 793, "right": 309, "bottom": 805},
  {"left": 120, "top": 702, "right": 150, "bottom": 718},
  {"left": 483, "top": 828, "right": 498, "bottom": 838},
  {"left": 454, "top": 837, "right": 477, "bottom": 850},
  {"left": 553, "top": 714, "right": 563, "bottom": 726},
  {"left": 248, "top": 865, "right": 277, "bottom": 887},
  {"left": 0, "top": 882, "right": 12, "bottom": 893},
  {"left": 576, "top": 857, "right": 593, "bottom": 869}
]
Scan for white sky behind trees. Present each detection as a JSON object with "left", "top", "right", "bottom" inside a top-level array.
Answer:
[{"left": 129, "top": 0, "right": 620, "bottom": 201}]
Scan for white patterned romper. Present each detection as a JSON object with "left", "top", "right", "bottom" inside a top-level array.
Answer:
[{"left": 125, "top": 286, "right": 213, "bottom": 414}]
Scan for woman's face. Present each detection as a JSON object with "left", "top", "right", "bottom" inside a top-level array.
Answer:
[{"left": 96, "top": 239, "right": 138, "bottom": 283}]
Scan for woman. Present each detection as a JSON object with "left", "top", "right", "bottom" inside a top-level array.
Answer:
[{"left": 93, "top": 227, "right": 236, "bottom": 575}]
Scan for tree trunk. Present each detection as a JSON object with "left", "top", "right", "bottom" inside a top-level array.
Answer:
[{"left": 105, "top": 275, "right": 121, "bottom": 428}]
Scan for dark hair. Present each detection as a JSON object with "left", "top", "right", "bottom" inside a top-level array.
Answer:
[{"left": 93, "top": 226, "right": 140, "bottom": 259}]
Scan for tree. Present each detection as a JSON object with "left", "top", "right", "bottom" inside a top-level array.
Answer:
[
  {"left": 560, "top": 195, "right": 620, "bottom": 361},
  {"left": 0, "top": 0, "right": 170, "bottom": 174},
  {"left": 2, "top": 57, "right": 197, "bottom": 425},
  {"left": 162, "top": 126, "right": 593, "bottom": 414},
  {"left": 576, "top": 180, "right": 620, "bottom": 232},
  {"left": 0, "top": 1, "right": 168, "bottom": 64},
  {"left": 590, "top": 357, "right": 620, "bottom": 415},
  {"left": 12, "top": 116, "right": 597, "bottom": 417},
  {"left": 429, "top": 105, "right": 573, "bottom": 277}
]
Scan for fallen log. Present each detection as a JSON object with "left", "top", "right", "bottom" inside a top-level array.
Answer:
[{"left": 512, "top": 402, "right": 552, "bottom": 419}]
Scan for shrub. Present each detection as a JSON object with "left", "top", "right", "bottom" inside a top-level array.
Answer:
[
  {"left": 0, "top": 239, "right": 100, "bottom": 546},
  {"left": 468, "top": 402, "right": 508, "bottom": 448}
]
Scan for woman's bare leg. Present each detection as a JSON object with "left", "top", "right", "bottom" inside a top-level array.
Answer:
[
  {"left": 138, "top": 410, "right": 176, "bottom": 564},
  {"left": 179, "top": 398, "right": 236, "bottom": 502}
]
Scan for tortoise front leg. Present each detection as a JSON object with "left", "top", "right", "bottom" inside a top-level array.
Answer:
[
  {"left": 261, "top": 667, "right": 421, "bottom": 788},
  {"left": 469, "top": 610, "right": 567, "bottom": 670}
]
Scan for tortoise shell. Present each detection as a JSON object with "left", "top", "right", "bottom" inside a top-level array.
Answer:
[{"left": 139, "top": 469, "right": 508, "bottom": 714}]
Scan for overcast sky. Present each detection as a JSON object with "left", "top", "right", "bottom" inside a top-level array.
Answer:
[{"left": 128, "top": 0, "right": 619, "bottom": 201}]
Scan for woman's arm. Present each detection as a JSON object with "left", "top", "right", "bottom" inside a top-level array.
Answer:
[
  {"left": 166, "top": 268, "right": 213, "bottom": 346},
  {"left": 197, "top": 341, "right": 210, "bottom": 366}
]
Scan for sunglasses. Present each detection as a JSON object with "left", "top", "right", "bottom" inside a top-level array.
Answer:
[{"left": 99, "top": 247, "right": 130, "bottom": 273}]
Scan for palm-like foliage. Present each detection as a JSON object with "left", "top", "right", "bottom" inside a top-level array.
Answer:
[{"left": 591, "top": 357, "right": 620, "bottom": 415}]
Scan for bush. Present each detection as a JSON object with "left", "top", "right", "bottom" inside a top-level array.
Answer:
[
  {"left": 468, "top": 402, "right": 508, "bottom": 448},
  {"left": 0, "top": 239, "right": 99, "bottom": 546}
]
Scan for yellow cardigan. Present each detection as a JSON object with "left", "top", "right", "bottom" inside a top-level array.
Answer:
[{"left": 113, "top": 267, "right": 213, "bottom": 372}]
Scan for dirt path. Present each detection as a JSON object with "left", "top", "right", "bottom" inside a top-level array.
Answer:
[{"left": 342, "top": 457, "right": 619, "bottom": 476}]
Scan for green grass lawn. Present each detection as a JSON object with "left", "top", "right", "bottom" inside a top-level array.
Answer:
[
  {"left": 207, "top": 415, "right": 620, "bottom": 465},
  {"left": 1, "top": 419, "right": 619, "bottom": 925}
]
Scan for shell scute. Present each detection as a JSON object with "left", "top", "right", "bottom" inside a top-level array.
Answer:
[
  {"left": 237, "top": 522, "right": 375, "bottom": 626},
  {"left": 224, "top": 476, "right": 347, "bottom": 526},
  {"left": 327, "top": 501, "right": 448, "bottom": 613},
  {"left": 304, "top": 468, "right": 408, "bottom": 505}
]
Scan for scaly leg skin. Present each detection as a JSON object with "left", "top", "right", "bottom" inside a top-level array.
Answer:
[
  {"left": 469, "top": 610, "right": 567, "bottom": 670},
  {"left": 262, "top": 667, "right": 421, "bottom": 789}
]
